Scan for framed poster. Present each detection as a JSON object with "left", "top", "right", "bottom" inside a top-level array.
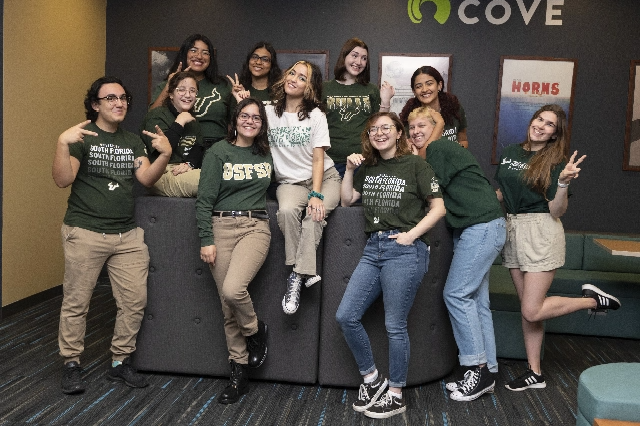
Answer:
[
  {"left": 378, "top": 53, "right": 452, "bottom": 116},
  {"left": 492, "top": 56, "right": 578, "bottom": 164},
  {"left": 624, "top": 60, "right": 640, "bottom": 171},
  {"left": 148, "top": 47, "right": 179, "bottom": 104},
  {"left": 276, "top": 50, "right": 330, "bottom": 81}
]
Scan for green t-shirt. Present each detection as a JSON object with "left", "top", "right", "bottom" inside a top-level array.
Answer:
[
  {"left": 151, "top": 79, "right": 232, "bottom": 141},
  {"left": 322, "top": 80, "right": 381, "bottom": 163},
  {"left": 426, "top": 137, "right": 503, "bottom": 229},
  {"left": 494, "top": 143, "right": 568, "bottom": 214},
  {"left": 64, "top": 122, "right": 148, "bottom": 233},
  {"left": 353, "top": 154, "right": 442, "bottom": 245},
  {"left": 140, "top": 105, "right": 202, "bottom": 164},
  {"left": 195, "top": 141, "right": 273, "bottom": 246},
  {"left": 228, "top": 86, "right": 273, "bottom": 118},
  {"left": 249, "top": 86, "right": 272, "bottom": 104}
]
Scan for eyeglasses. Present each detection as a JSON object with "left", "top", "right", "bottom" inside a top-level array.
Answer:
[
  {"left": 250, "top": 54, "right": 271, "bottom": 64},
  {"left": 238, "top": 113, "right": 262, "bottom": 124},
  {"left": 175, "top": 87, "right": 198, "bottom": 95},
  {"left": 367, "top": 124, "right": 395, "bottom": 135},
  {"left": 97, "top": 94, "right": 131, "bottom": 105},
  {"left": 188, "top": 47, "right": 211, "bottom": 57}
]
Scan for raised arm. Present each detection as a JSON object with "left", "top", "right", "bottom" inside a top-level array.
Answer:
[
  {"left": 549, "top": 150, "right": 586, "bottom": 219},
  {"left": 341, "top": 153, "right": 363, "bottom": 206},
  {"left": 52, "top": 120, "right": 98, "bottom": 188},
  {"left": 149, "top": 62, "right": 190, "bottom": 110},
  {"left": 135, "top": 126, "right": 172, "bottom": 187},
  {"left": 379, "top": 81, "right": 395, "bottom": 112}
]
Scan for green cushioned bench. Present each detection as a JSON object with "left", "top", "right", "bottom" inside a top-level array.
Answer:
[
  {"left": 489, "top": 232, "right": 640, "bottom": 359},
  {"left": 576, "top": 363, "right": 640, "bottom": 426}
]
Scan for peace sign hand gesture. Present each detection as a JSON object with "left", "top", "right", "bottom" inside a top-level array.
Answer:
[
  {"left": 58, "top": 120, "right": 98, "bottom": 146},
  {"left": 559, "top": 150, "right": 586, "bottom": 184}
]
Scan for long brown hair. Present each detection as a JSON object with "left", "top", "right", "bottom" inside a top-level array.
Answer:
[
  {"left": 270, "top": 61, "right": 324, "bottom": 120},
  {"left": 398, "top": 66, "right": 461, "bottom": 126},
  {"left": 333, "top": 38, "right": 370, "bottom": 85},
  {"left": 361, "top": 112, "right": 411, "bottom": 166},
  {"left": 521, "top": 104, "right": 569, "bottom": 197}
]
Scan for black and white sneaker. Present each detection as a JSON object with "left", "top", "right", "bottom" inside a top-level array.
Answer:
[
  {"left": 364, "top": 391, "right": 406, "bottom": 419},
  {"left": 304, "top": 275, "right": 322, "bottom": 288},
  {"left": 445, "top": 369, "right": 472, "bottom": 392},
  {"left": 352, "top": 375, "right": 388, "bottom": 412},
  {"left": 582, "top": 284, "right": 621, "bottom": 311},
  {"left": 505, "top": 368, "right": 546, "bottom": 391},
  {"left": 282, "top": 272, "right": 303, "bottom": 314},
  {"left": 450, "top": 365, "right": 495, "bottom": 401}
]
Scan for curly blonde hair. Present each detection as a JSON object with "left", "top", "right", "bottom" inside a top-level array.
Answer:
[{"left": 270, "top": 61, "right": 324, "bottom": 120}]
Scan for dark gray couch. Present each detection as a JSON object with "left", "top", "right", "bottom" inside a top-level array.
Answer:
[{"left": 132, "top": 196, "right": 457, "bottom": 386}]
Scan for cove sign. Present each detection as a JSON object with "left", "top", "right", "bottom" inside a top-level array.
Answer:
[{"left": 408, "top": 0, "right": 564, "bottom": 26}]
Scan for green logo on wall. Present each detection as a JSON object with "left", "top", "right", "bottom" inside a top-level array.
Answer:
[{"left": 408, "top": 0, "right": 451, "bottom": 24}]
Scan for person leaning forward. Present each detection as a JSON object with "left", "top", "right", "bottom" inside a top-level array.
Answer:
[{"left": 52, "top": 76, "right": 172, "bottom": 395}]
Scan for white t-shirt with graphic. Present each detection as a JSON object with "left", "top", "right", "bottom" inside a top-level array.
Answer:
[{"left": 266, "top": 105, "right": 334, "bottom": 183}]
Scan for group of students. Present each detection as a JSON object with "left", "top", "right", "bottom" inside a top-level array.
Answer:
[{"left": 54, "top": 33, "right": 622, "bottom": 420}]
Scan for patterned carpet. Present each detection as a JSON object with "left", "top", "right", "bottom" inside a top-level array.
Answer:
[{"left": 1, "top": 279, "right": 639, "bottom": 425}]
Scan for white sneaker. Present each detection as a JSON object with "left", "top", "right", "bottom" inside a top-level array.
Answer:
[{"left": 304, "top": 275, "right": 321, "bottom": 287}]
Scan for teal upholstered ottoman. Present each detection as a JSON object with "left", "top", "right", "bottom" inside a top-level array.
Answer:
[{"left": 576, "top": 363, "right": 640, "bottom": 426}]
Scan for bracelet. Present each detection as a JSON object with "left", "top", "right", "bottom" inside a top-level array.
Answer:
[
  {"left": 557, "top": 179, "right": 570, "bottom": 188},
  {"left": 380, "top": 104, "right": 391, "bottom": 109},
  {"left": 308, "top": 190, "right": 324, "bottom": 201}
]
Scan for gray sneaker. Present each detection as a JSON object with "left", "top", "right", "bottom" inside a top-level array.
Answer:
[{"left": 282, "top": 272, "right": 303, "bottom": 314}]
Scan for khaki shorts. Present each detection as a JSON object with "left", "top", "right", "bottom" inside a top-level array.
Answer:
[{"left": 502, "top": 213, "right": 565, "bottom": 272}]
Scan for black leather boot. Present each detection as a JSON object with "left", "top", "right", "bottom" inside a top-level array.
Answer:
[
  {"left": 246, "top": 320, "right": 268, "bottom": 368},
  {"left": 218, "top": 360, "right": 249, "bottom": 404}
]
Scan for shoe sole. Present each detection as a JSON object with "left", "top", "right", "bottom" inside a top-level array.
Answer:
[
  {"left": 582, "top": 284, "right": 621, "bottom": 309},
  {"left": 305, "top": 275, "right": 321, "bottom": 287},
  {"left": 107, "top": 375, "right": 149, "bottom": 388},
  {"left": 62, "top": 386, "right": 85, "bottom": 395},
  {"left": 352, "top": 379, "right": 388, "bottom": 412},
  {"left": 450, "top": 382, "right": 495, "bottom": 401},
  {"left": 504, "top": 382, "right": 546, "bottom": 392},
  {"left": 248, "top": 325, "right": 268, "bottom": 369},
  {"left": 217, "top": 385, "right": 249, "bottom": 404},
  {"left": 364, "top": 405, "right": 407, "bottom": 419}
]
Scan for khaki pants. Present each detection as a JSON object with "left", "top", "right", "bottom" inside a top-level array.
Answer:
[
  {"left": 150, "top": 164, "right": 201, "bottom": 197},
  {"left": 209, "top": 217, "right": 271, "bottom": 363},
  {"left": 58, "top": 225, "right": 149, "bottom": 364},
  {"left": 276, "top": 167, "right": 341, "bottom": 276}
]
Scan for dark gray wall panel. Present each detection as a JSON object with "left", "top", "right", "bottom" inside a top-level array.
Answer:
[{"left": 106, "top": 0, "right": 640, "bottom": 234}]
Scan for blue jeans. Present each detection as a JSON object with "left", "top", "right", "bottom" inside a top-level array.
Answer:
[
  {"left": 336, "top": 230, "right": 429, "bottom": 388},
  {"left": 443, "top": 217, "right": 506, "bottom": 373}
]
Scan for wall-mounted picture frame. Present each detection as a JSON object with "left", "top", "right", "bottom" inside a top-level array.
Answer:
[
  {"left": 378, "top": 53, "right": 452, "bottom": 117},
  {"left": 276, "top": 50, "right": 330, "bottom": 81},
  {"left": 624, "top": 60, "right": 640, "bottom": 171},
  {"left": 492, "top": 56, "right": 578, "bottom": 164},
  {"left": 148, "top": 47, "right": 179, "bottom": 104}
]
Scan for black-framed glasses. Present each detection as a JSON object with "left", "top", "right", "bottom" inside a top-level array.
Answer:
[
  {"left": 97, "top": 94, "right": 131, "bottom": 105},
  {"left": 367, "top": 124, "right": 395, "bottom": 135},
  {"left": 188, "top": 47, "right": 211, "bottom": 57},
  {"left": 250, "top": 54, "right": 271, "bottom": 64},
  {"left": 175, "top": 87, "right": 198, "bottom": 95},
  {"left": 238, "top": 113, "right": 262, "bottom": 124}
]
